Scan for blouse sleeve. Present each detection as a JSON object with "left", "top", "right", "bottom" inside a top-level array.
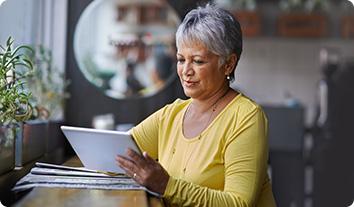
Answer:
[
  {"left": 130, "top": 107, "right": 165, "bottom": 160},
  {"left": 163, "top": 107, "right": 269, "bottom": 207}
]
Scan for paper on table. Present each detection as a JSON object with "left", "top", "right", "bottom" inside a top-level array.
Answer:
[
  {"left": 35, "top": 162, "right": 98, "bottom": 173},
  {"left": 13, "top": 183, "right": 145, "bottom": 192},
  {"left": 12, "top": 162, "right": 144, "bottom": 192},
  {"left": 34, "top": 162, "right": 124, "bottom": 176},
  {"left": 30, "top": 167, "right": 125, "bottom": 178},
  {"left": 13, "top": 170, "right": 144, "bottom": 192},
  {"left": 13, "top": 175, "right": 144, "bottom": 191}
]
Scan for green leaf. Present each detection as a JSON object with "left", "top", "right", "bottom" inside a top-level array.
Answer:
[{"left": 0, "top": 36, "right": 34, "bottom": 125}]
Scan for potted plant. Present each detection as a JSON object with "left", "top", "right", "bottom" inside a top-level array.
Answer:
[
  {"left": 215, "top": 0, "right": 261, "bottom": 37},
  {"left": 26, "top": 45, "right": 70, "bottom": 164},
  {"left": 278, "top": 0, "right": 329, "bottom": 37},
  {"left": 0, "top": 37, "right": 34, "bottom": 174},
  {"left": 340, "top": 0, "right": 354, "bottom": 39}
]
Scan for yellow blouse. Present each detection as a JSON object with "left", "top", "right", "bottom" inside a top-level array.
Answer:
[{"left": 131, "top": 94, "right": 276, "bottom": 206}]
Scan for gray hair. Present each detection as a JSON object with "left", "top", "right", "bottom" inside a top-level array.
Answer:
[{"left": 176, "top": 4, "right": 243, "bottom": 81}]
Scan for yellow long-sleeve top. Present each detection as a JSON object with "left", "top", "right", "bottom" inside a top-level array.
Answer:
[{"left": 131, "top": 94, "right": 276, "bottom": 207}]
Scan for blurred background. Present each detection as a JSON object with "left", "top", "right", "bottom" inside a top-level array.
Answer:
[{"left": 0, "top": 0, "right": 353, "bottom": 206}]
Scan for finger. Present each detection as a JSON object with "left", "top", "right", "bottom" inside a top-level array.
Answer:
[
  {"left": 116, "top": 155, "right": 145, "bottom": 182},
  {"left": 115, "top": 158, "right": 130, "bottom": 175},
  {"left": 115, "top": 155, "right": 127, "bottom": 168},
  {"left": 115, "top": 155, "right": 125, "bottom": 162},
  {"left": 116, "top": 154, "right": 140, "bottom": 174},
  {"left": 126, "top": 148, "right": 146, "bottom": 167},
  {"left": 116, "top": 159, "right": 140, "bottom": 181},
  {"left": 118, "top": 161, "right": 143, "bottom": 184},
  {"left": 119, "top": 163, "right": 134, "bottom": 176},
  {"left": 143, "top": 151, "right": 156, "bottom": 164},
  {"left": 115, "top": 155, "right": 130, "bottom": 164}
]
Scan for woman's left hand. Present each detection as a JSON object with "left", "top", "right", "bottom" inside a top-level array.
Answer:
[{"left": 115, "top": 148, "right": 169, "bottom": 195}]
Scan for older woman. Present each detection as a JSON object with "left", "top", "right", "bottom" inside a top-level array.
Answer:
[{"left": 116, "top": 4, "right": 276, "bottom": 206}]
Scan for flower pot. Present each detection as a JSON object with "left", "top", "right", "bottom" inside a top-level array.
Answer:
[
  {"left": 15, "top": 120, "right": 47, "bottom": 166},
  {"left": 277, "top": 12, "right": 327, "bottom": 38},
  {"left": 0, "top": 126, "right": 16, "bottom": 174},
  {"left": 341, "top": 15, "right": 354, "bottom": 39},
  {"left": 232, "top": 10, "right": 261, "bottom": 37},
  {"left": 44, "top": 120, "right": 66, "bottom": 164}
]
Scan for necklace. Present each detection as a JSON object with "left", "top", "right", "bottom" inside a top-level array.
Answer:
[
  {"left": 184, "top": 88, "right": 230, "bottom": 137},
  {"left": 181, "top": 88, "right": 230, "bottom": 174}
]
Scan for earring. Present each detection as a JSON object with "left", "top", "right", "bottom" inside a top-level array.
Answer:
[{"left": 226, "top": 75, "right": 230, "bottom": 80}]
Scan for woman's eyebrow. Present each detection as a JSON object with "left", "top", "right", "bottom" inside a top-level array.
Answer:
[{"left": 177, "top": 51, "right": 208, "bottom": 57}]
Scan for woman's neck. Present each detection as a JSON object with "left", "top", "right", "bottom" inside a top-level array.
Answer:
[{"left": 190, "top": 86, "right": 231, "bottom": 114}]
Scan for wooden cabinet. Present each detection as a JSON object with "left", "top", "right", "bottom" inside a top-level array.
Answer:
[
  {"left": 341, "top": 15, "right": 354, "bottom": 39},
  {"left": 232, "top": 10, "right": 261, "bottom": 37},
  {"left": 224, "top": 2, "right": 352, "bottom": 39},
  {"left": 277, "top": 13, "right": 328, "bottom": 38}
]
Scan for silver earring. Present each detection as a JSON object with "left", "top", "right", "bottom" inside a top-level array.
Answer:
[{"left": 226, "top": 75, "right": 230, "bottom": 80}]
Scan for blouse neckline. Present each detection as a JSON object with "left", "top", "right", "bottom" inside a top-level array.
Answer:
[{"left": 180, "top": 92, "right": 243, "bottom": 142}]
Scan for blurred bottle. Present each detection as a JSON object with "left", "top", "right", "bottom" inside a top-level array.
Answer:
[
  {"left": 92, "top": 113, "right": 115, "bottom": 130},
  {"left": 315, "top": 47, "right": 340, "bottom": 139},
  {"left": 283, "top": 91, "right": 301, "bottom": 108}
]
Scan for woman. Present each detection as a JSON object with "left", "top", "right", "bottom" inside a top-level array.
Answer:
[{"left": 116, "top": 4, "right": 276, "bottom": 206}]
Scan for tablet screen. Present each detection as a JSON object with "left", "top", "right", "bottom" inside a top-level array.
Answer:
[{"left": 61, "top": 126, "right": 140, "bottom": 174}]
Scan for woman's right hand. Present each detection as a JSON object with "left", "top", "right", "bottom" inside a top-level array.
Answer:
[{"left": 116, "top": 148, "right": 170, "bottom": 195}]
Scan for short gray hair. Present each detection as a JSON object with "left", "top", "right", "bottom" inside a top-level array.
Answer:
[{"left": 176, "top": 4, "right": 243, "bottom": 81}]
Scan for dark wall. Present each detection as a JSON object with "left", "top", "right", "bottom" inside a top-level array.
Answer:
[
  {"left": 64, "top": 0, "right": 203, "bottom": 127},
  {"left": 312, "top": 60, "right": 354, "bottom": 207}
]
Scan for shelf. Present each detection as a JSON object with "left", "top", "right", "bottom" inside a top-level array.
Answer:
[{"left": 227, "top": 2, "right": 354, "bottom": 39}]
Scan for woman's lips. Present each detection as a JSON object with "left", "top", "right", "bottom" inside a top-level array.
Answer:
[{"left": 183, "top": 80, "right": 198, "bottom": 87}]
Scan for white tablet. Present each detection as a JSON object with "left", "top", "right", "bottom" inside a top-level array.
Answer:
[{"left": 61, "top": 125, "right": 141, "bottom": 174}]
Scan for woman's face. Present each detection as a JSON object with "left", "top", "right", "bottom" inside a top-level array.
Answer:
[{"left": 176, "top": 41, "right": 229, "bottom": 100}]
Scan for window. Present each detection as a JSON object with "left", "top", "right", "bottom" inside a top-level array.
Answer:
[{"left": 0, "top": 0, "right": 67, "bottom": 72}]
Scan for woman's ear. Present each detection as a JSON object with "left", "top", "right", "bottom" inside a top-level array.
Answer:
[{"left": 224, "top": 54, "right": 237, "bottom": 76}]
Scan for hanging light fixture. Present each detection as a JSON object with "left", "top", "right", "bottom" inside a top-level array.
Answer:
[
  {"left": 348, "top": 0, "right": 354, "bottom": 6},
  {"left": 0, "top": 0, "right": 6, "bottom": 7}
]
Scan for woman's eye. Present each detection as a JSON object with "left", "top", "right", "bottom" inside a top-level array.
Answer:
[
  {"left": 177, "top": 59, "right": 185, "bottom": 64},
  {"left": 194, "top": 59, "right": 205, "bottom": 64}
]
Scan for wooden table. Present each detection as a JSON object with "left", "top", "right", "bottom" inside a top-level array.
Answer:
[{"left": 12, "top": 157, "right": 163, "bottom": 207}]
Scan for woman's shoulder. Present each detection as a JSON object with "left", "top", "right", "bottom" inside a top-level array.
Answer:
[
  {"left": 232, "top": 93, "right": 262, "bottom": 110},
  {"left": 158, "top": 98, "right": 190, "bottom": 117},
  {"left": 229, "top": 93, "right": 264, "bottom": 118},
  {"left": 164, "top": 98, "right": 190, "bottom": 109}
]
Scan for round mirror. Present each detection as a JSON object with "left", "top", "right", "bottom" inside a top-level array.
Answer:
[{"left": 74, "top": 0, "right": 180, "bottom": 98}]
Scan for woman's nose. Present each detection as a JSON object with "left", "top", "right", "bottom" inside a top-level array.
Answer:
[{"left": 182, "top": 62, "right": 193, "bottom": 76}]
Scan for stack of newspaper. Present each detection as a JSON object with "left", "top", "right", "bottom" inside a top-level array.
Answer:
[{"left": 13, "top": 162, "right": 144, "bottom": 192}]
